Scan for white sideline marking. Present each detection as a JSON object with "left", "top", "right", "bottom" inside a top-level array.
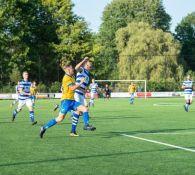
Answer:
[
  {"left": 141, "top": 132, "right": 195, "bottom": 135},
  {"left": 153, "top": 103, "right": 181, "bottom": 107},
  {"left": 121, "top": 134, "right": 195, "bottom": 153}
]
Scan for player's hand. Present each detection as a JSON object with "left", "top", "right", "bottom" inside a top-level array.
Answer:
[
  {"left": 83, "top": 57, "right": 89, "bottom": 62},
  {"left": 80, "top": 77, "right": 86, "bottom": 84}
]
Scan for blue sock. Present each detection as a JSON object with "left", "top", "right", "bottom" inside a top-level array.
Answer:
[
  {"left": 71, "top": 113, "right": 80, "bottom": 133},
  {"left": 83, "top": 112, "right": 89, "bottom": 126},
  {"left": 29, "top": 111, "right": 35, "bottom": 122},
  {"left": 43, "top": 119, "right": 57, "bottom": 129}
]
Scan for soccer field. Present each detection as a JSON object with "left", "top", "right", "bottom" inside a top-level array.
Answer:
[{"left": 1, "top": 98, "right": 195, "bottom": 175}]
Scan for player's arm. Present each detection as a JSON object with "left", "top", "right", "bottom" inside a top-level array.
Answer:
[
  {"left": 75, "top": 57, "right": 89, "bottom": 72},
  {"left": 69, "top": 78, "right": 85, "bottom": 91},
  {"left": 181, "top": 83, "right": 186, "bottom": 90},
  {"left": 18, "top": 87, "right": 30, "bottom": 96}
]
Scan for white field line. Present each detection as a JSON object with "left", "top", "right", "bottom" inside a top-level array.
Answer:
[
  {"left": 121, "top": 134, "right": 195, "bottom": 153},
  {"left": 153, "top": 103, "right": 181, "bottom": 107},
  {"left": 139, "top": 132, "right": 195, "bottom": 135}
]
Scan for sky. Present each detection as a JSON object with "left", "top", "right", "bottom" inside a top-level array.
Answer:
[{"left": 72, "top": 0, "right": 195, "bottom": 33}]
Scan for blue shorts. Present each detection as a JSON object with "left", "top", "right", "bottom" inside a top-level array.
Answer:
[
  {"left": 60, "top": 100, "right": 81, "bottom": 115},
  {"left": 31, "top": 96, "right": 36, "bottom": 101}
]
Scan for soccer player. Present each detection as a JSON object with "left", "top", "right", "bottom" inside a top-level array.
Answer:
[
  {"left": 11, "top": 81, "right": 20, "bottom": 107},
  {"left": 104, "top": 84, "right": 111, "bottom": 100},
  {"left": 182, "top": 75, "right": 193, "bottom": 112},
  {"left": 39, "top": 62, "right": 94, "bottom": 138},
  {"left": 12, "top": 71, "right": 37, "bottom": 125},
  {"left": 89, "top": 79, "right": 98, "bottom": 107},
  {"left": 30, "top": 81, "right": 38, "bottom": 107},
  {"left": 74, "top": 57, "right": 96, "bottom": 131},
  {"left": 128, "top": 82, "right": 136, "bottom": 104}
]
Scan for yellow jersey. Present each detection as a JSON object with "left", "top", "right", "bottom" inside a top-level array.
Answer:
[
  {"left": 30, "top": 86, "right": 38, "bottom": 96},
  {"left": 128, "top": 85, "right": 136, "bottom": 93},
  {"left": 61, "top": 74, "right": 75, "bottom": 100}
]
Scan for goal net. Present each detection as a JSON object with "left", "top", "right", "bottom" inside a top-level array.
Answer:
[{"left": 95, "top": 80, "right": 147, "bottom": 99}]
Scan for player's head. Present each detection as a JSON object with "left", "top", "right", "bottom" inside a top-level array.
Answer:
[
  {"left": 92, "top": 78, "right": 95, "bottom": 83},
  {"left": 187, "top": 75, "right": 191, "bottom": 80},
  {"left": 32, "top": 81, "right": 36, "bottom": 86},
  {"left": 60, "top": 59, "right": 74, "bottom": 76},
  {"left": 105, "top": 84, "right": 108, "bottom": 88},
  {"left": 63, "top": 64, "right": 74, "bottom": 76},
  {"left": 23, "top": 71, "right": 29, "bottom": 81},
  {"left": 84, "top": 60, "right": 92, "bottom": 71}
]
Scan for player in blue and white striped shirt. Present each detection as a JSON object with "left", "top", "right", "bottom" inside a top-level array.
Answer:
[
  {"left": 12, "top": 71, "right": 37, "bottom": 125},
  {"left": 74, "top": 57, "right": 96, "bottom": 131},
  {"left": 182, "top": 75, "right": 193, "bottom": 112},
  {"left": 89, "top": 79, "right": 98, "bottom": 107}
]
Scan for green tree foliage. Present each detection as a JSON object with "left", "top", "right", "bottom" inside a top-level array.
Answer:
[
  {"left": 0, "top": 0, "right": 58, "bottom": 84},
  {"left": 175, "top": 12, "right": 195, "bottom": 71},
  {"left": 116, "top": 22, "right": 183, "bottom": 83},
  {"left": 96, "top": 0, "right": 171, "bottom": 79},
  {"left": 9, "top": 64, "right": 21, "bottom": 84},
  {"left": 0, "top": 0, "right": 93, "bottom": 85},
  {"left": 43, "top": 0, "right": 93, "bottom": 66}
]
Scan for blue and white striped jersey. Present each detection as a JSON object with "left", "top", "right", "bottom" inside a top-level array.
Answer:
[
  {"left": 183, "top": 80, "right": 193, "bottom": 94},
  {"left": 18, "top": 80, "right": 32, "bottom": 100},
  {"left": 90, "top": 83, "right": 98, "bottom": 93},
  {"left": 75, "top": 67, "right": 90, "bottom": 96}
]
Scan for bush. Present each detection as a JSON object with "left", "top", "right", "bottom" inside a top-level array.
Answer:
[
  {"left": 37, "top": 82, "right": 48, "bottom": 93},
  {"left": 50, "top": 81, "right": 61, "bottom": 93},
  {"left": 0, "top": 85, "right": 15, "bottom": 93},
  {"left": 147, "top": 81, "right": 181, "bottom": 92}
]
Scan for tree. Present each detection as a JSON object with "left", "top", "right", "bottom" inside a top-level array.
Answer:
[
  {"left": 43, "top": 0, "right": 93, "bottom": 66},
  {"left": 0, "top": 0, "right": 58, "bottom": 84},
  {"left": 96, "top": 0, "right": 171, "bottom": 79},
  {"left": 116, "top": 22, "right": 183, "bottom": 83},
  {"left": 175, "top": 12, "right": 195, "bottom": 71},
  {"left": 9, "top": 64, "right": 21, "bottom": 84}
]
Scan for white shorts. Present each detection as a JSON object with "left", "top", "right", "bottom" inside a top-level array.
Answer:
[
  {"left": 90, "top": 93, "right": 95, "bottom": 99},
  {"left": 18, "top": 99, "right": 33, "bottom": 110},
  {"left": 184, "top": 94, "right": 192, "bottom": 101},
  {"left": 74, "top": 93, "right": 87, "bottom": 106}
]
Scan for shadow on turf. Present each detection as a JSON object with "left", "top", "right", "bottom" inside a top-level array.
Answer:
[{"left": 0, "top": 148, "right": 177, "bottom": 167}]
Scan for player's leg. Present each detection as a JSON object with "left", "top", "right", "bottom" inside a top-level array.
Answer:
[
  {"left": 12, "top": 100, "right": 25, "bottom": 121},
  {"left": 53, "top": 104, "right": 59, "bottom": 111},
  {"left": 26, "top": 99, "right": 37, "bottom": 125},
  {"left": 89, "top": 93, "right": 95, "bottom": 107},
  {"left": 184, "top": 95, "right": 190, "bottom": 112},
  {"left": 70, "top": 110, "right": 80, "bottom": 136},
  {"left": 31, "top": 96, "right": 36, "bottom": 108},
  {"left": 130, "top": 93, "right": 135, "bottom": 104},
  {"left": 40, "top": 100, "right": 69, "bottom": 138},
  {"left": 76, "top": 104, "right": 96, "bottom": 131},
  {"left": 187, "top": 95, "right": 193, "bottom": 111}
]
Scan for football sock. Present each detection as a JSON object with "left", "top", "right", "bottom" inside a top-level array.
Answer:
[
  {"left": 29, "top": 111, "right": 35, "bottom": 122},
  {"left": 43, "top": 119, "right": 57, "bottom": 129},
  {"left": 83, "top": 112, "right": 89, "bottom": 125},
  {"left": 89, "top": 99, "right": 94, "bottom": 106},
  {"left": 71, "top": 113, "right": 80, "bottom": 133}
]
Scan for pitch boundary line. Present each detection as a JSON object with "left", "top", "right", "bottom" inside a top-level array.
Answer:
[
  {"left": 153, "top": 103, "right": 181, "bottom": 107},
  {"left": 140, "top": 132, "right": 195, "bottom": 135},
  {"left": 121, "top": 134, "right": 195, "bottom": 153}
]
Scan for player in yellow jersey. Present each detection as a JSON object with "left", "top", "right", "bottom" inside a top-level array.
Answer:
[
  {"left": 30, "top": 81, "right": 38, "bottom": 107},
  {"left": 128, "top": 82, "right": 136, "bottom": 104},
  {"left": 40, "top": 62, "right": 95, "bottom": 138}
]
